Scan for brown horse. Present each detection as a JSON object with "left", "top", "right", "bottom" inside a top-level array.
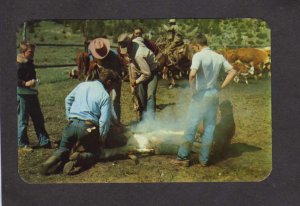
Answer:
[{"left": 158, "top": 43, "right": 194, "bottom": 88}]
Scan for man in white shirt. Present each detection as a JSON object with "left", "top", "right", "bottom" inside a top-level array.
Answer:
[{"left": 172, "top": 33, "right": 236, "bottom": 167}]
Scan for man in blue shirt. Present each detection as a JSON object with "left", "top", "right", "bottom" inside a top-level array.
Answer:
[
  {"left": 172, "top": 33, "right": 236, "bottom": 167},
  {"left": 40, "top": 68, "right": 120, "bottom": 175}
]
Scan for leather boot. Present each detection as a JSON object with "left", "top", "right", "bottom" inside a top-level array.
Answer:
[
  {"left": 63, "top": 152, "right": 83, "bottom": 175},
  {"left": 39, "top": 155, "right": 61, "bottom": 176}
]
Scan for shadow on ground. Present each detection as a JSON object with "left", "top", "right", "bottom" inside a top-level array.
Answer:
[{"left": 210, "top": 143, "right": 262, "bottom": 164}]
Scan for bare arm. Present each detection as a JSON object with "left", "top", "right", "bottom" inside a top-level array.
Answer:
[
  {"left": 220, "top": 69, "right": 236, "bottom": 90},
  {"left": 189, "top": 69, "right": 197, "bottom": 93}
]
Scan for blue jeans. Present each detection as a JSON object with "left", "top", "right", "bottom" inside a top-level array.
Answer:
[
  {"left": 17, "top": 94, "right": 50, "bottom": 147},
  {"left": 113, "top": 80, "right": 122, "bottom": 122},
  {"left": 177, "top": 88, "right": 219, "bottom": 165},
  {"left": 54, "top": 119, "right": 100, "bottom": 165},
  {"left": 137, "top": 73, "right": 158, "bottom": 120}
]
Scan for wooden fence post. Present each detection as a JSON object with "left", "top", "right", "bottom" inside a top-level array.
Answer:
[{"left": 22, "top": 22, "right": 27, "bottom": 41}]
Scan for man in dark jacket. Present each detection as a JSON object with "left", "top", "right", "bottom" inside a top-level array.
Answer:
[{"left": 17, "top": 41, "right": 51, "bottom": 151}]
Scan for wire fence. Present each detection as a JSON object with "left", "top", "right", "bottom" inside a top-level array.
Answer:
[{"left": 34, "top": 43, "right": 118, "bottom": 69}]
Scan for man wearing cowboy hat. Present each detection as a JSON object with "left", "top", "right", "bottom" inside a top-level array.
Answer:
[
  {"left": 88, "top": 37, "right": 123, "bottom": 125},
  {"left": 117, "top": 33, "right": 159, "bottom": 121}
]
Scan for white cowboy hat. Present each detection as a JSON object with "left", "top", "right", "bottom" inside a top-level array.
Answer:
[
  {"left": 117, "top": 33, "right": 132, "bottom": 55},
  {"left": 88, "top": 38, "right": 110, "bottom": 59}
]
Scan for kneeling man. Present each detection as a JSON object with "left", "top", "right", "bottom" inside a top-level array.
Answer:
[{"left": 40, "top": 68, "right": 120, "bottom": 175}]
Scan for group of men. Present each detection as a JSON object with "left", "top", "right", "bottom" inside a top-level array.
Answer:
[{"left": 17, "top": 20, "right": 236, "bottom": 175}]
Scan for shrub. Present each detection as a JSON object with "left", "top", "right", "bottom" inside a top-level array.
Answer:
[
  {"left": 247, "top": 33, "right": 254, "bottom": 38},
  {"left": 248, "top": 40, "right": 255, "bottom": 46},
  {"left": 256, "top": 40, "right": 263, "bottom": 45},
  {"left": 256, "top": 33, "right": 268, "bottom": 39}
]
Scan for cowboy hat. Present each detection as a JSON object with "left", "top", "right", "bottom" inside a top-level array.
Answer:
[
  {"left": 88, "top": 38, "right": 110, "bottom": 59},
  {"left": 117, "top": 33, "right": 132, "bottom": 55}
]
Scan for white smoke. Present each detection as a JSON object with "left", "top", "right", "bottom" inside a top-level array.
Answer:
[{"left": 131, "top": 87, "right": 192, "bottom": 135}]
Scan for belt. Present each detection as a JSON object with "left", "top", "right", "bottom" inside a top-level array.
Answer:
[
  {"left": 84, "top": 120, "right": 95, "bottom": 126},
  {"left": 70, "top": 118, "right": 96, "bottom": 127}
]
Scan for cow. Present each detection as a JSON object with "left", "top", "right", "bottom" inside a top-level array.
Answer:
[
  {"left": 218, "top": 48, "right": 270, "bottom": 80},
  {"left": 232, "top": 61, "right": 254, "bottom": 84},
  {"left": 98, "top": 100, "right": 236, "bottom": 163}
]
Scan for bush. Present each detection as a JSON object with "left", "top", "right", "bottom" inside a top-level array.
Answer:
[
  {"left": 247, "top": 33, "right": 254, "bottom": 38},
  {"left": 256, "top": 33, "right": 268, "bottom": 39},
  {"left": 248, "top": 40, "right": 255, "bottom": 45},
  {"left": 236, "top": 37, "right": 243, "bottom": 45},
  {"left": 256, "top": 40, "right": 263, "bottom": 45}
]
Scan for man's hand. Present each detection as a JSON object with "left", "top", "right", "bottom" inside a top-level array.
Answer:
[
  {"left": 25, "top": 79, "right": 36, "bottom": 87},
  {"left": 130, "top": 79, "right": 137, "bottom": 88}
]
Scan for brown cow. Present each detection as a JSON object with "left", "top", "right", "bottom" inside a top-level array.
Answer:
[
  {"left": 218, "top": 48, "right": 270, "bottom": 80},
  {"left": 232, "top": 61, "right": 254, "bottom": 84}
]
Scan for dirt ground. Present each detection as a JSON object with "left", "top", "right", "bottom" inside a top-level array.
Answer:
[{"left": 18, "top": 76, "right": 271, "bottom": 183}]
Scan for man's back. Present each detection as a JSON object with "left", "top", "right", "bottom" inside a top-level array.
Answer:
[
  {"left": 131, "top": 37, "right": 158, "bottom": 72},
  {"left": 192, "top": 48, "right": 232, "bottom": 91},
  {"left": 67, "top": 81, "right": 110, "bottom": 122}
]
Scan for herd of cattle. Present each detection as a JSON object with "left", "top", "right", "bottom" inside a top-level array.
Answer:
[
  {"left": 218, "top": 47, "right": 271, "bottom": 84},
  {"left": 70, "top": 46, "right": 271, "bottom": 87}
]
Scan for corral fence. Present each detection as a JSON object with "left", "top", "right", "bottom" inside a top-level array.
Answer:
[
  {"left": 33, "top": 43, "right": 269, "bottom": 69},
  {"left": 22, "top": 21, "right": 121, "bottom": 69},
  {"left": 21, "top": 22, "right": 269, "bottom": 69},
  {"left": 34, "top": 42, "right": 118, "bottom": 69}
]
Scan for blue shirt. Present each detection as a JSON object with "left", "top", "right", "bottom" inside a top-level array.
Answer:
[
  {"left": 191, "top": 47, "right": 233, "bottom": 91},
  {"left": 65, "top": 80, "right": 111, "bottom": 139}
]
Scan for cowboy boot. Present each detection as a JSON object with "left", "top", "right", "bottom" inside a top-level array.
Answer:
[
  {"left": 39, "top": 155, "right": 62, "bottom": 176},
  {"left": 63, "top": 152, "right": 85, "bottom": 175}
]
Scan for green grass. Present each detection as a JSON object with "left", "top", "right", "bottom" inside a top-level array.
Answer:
[{"left": 17, "top": 21, "right": 86, "bottom": 66}]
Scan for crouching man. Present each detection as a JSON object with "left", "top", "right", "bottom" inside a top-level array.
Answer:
[{"left": 40, "top": 68, "right": 120, "bottom": 175}]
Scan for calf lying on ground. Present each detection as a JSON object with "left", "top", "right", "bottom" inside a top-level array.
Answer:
[{"left": 99, "top": 100, "right": 236, "bottom": 161}]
